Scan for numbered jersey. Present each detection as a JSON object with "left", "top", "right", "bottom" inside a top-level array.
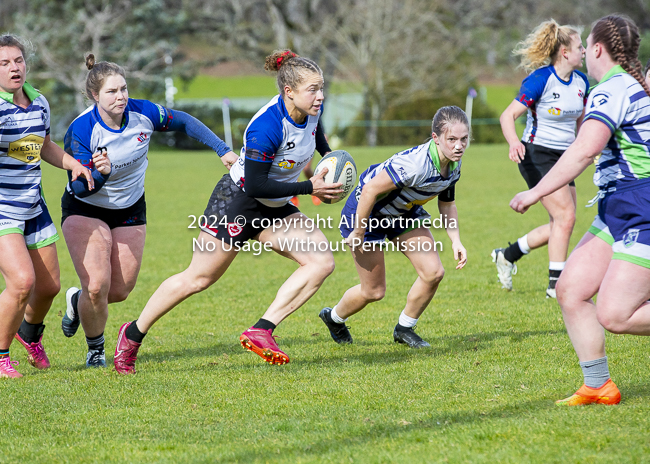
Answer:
[
  {"left": 229, "top": 95, "right": 320, "bottom": 207},
  {"left": 64, "top": 99, "right": 172, "bottom": 209},
  {"left": 0, "top": 83, "right": 50, "bottom": 220},
  {"left": 586, "top": 66, "right": 650, "bottom": 191},
  {"left": 517, "top": 65, "right": 589, "bottom": 150},
  {"left": 346, "top": 141, "right": 461, "bottom": 218}
]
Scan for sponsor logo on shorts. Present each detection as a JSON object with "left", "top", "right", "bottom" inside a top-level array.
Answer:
[
  {"left": 548, "top": 107, "right": 561, "bottom": 116},
  {"left": 623, "top": 229, "right": 640, "bottom": 248},
  {"left": 227, "top": 223, "right": 243, "bottom": 237},
  {"left": 278, "top": 159, "right": 296, "bottom": 169},
  {"left": 0, "top": 220, "right": 15, "bottom": 227}
]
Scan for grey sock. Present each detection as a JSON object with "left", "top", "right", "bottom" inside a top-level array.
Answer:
[{"left": 579, "top": 356, "right": 610, "bottom": 389}]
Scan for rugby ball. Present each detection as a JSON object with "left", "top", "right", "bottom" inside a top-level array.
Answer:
[{"left": 313, "top": 150, "right": 357, "bottom": 204}]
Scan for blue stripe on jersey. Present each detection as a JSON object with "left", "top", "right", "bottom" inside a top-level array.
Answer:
[
  {"left": 0, "top": 182, "right": 38, "bottom": 190},
  {"left": 585, "top": 112, "right": 616, "bottom": 133},
  {"left": 0, "top": 199, "right": 36, "bottom": 208},
  {"left": 384, "top": 164, "right": 404, "bottom": 187},
  {"left": 631, "top": 90, "right": 648, "bottom": 103},
  {"left": 0, "top": 163, "right": 41, "bottom": 171},
  {"left": 0, "top": 125, "right": 46, "bottom": 135}
]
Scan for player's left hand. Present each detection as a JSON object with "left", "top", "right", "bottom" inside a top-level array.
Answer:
[
  {"left": 221, "top": 151, "right": 239, "bottom": 170},
  {"left": 510, "top": 189, "right": 539, "bottom": 214},
  {"left": 70, "top": 161, "right": 94, "bottom": 190},
  {"left": 452, "top": 241, "right": 467, "bottom": 269}
]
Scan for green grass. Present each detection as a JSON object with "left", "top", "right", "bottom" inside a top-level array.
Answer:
[
  {"left": 2, "top": 145, "right": 650, "bottom": 463},
  {"left": 174, "top": 75, "right": 362, "bottom": 99},
  {"left": 482, "top": 84, "right": 519, "bottom": 114}
]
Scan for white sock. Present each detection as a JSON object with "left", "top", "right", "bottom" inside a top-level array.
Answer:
[
  {"left": 517, "top": 234, "right": 531, "bottom": 254},
  {"left": 330, "top": 305, "right": 348, "bottom": 323},
  {"left": 549, "top": 261, "right": 566, "bottom": 271},
  {"left": 398, "top": 311, "right": 418, "bottom": 328}
]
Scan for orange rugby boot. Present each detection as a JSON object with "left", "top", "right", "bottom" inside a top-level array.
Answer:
[{"left": 555, "top": 379, "right": 621, "bottom": 406}]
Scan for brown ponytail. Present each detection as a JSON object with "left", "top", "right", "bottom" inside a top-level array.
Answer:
[
  {"left": 264, "top": 49, "right": 322, "bottom": 96},
  {"left": 591, "top": 15, "right": 650, "bottom": 97}
]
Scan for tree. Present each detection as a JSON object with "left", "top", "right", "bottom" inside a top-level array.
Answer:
[{"left": 10, "top": 0, "right": 187, "bottom": 137}]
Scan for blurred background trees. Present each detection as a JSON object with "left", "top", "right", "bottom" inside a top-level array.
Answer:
[{"left": 2, "top": 0, "right": 647, "bottom": 145}]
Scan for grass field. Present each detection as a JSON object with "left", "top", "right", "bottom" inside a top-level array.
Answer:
[{"left": 2, "top": 144, "right": 650, "bottom": 463}]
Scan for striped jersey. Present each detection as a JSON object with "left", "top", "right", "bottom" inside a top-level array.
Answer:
[
  {"left": 0, "top": 82, "right": 50, "bottom": 220},
  {"left": 517, "top": 65, "right": 589, "bottom": 150},
  {"left": 346, "top": 140, "right": 461, "bottom": 217},
  {"left": 64, "top": 99, "right": 172, "bottom": 209},
  {"left": 587, "top": 66, "right": 650, "bottom": 191},
  {"left": 229, "top": 95, "right": 321, "bottom": 207}
]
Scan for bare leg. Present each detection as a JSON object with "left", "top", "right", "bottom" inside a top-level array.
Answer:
[
  {"left": 63, "top": 217, "right": 113, "bottom": 338},
  {"left": 556, "top": 233, "right": 610, "bottom": 361},
  {"left": 395, "top": 228, "right": 445, "bottom": 319},
  {"left": 540, "top": 184, "right": 576, "bottom": 263},
  {"left": 334, "top": 246, "right": 386, "bottom": 319},
  {"left": 107, "top": 226, "right": 146, "bottom": 303},
  {"left": 0, "top": 234, "right": 35, "bottom": 349},
  {"left": 525, "top": 224, "right": 550, "bottom": 250},
  {"left": 257, "top": 213, "right": 336, "bottom": 325},
  {"left": 136, "top": 231, "right": 238, "bottom": 332},
  {"left": 24, "top": 244, "right": 61, "bottom": 324}
]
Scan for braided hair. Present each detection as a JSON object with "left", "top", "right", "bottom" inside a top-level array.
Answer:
[
  {"left": 264, "top": 49, "right": 322, "bottom": 96},
  {"left": 591, "top": 15, "right": 650, "bottom": 97}
]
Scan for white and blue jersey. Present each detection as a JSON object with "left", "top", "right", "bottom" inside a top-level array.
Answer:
[
  {"left": 344, "top": 141, "right": 460, "bottom": 219},
  {"left": 0, "top": 83, "right": 50, "bottom": 220},
  {"left": 64, "top": 98, "right": 172, "bottom": 209},
  {"left": 229, "top": 95, "right": 321, "bottom": 207},
  {"left": 517, "top": 65, "right": 589, "bottom": 150},
  {"left": 586, "top": 66, "right": 650, "bottom": 192}
]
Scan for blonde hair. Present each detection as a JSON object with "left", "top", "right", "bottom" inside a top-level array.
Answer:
[{"left": 513, "top": 20, "right": 582, "bottom": 72}]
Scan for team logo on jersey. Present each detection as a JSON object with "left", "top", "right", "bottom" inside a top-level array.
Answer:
[
  {"left": 7, "top": 134, "right": 43, "bottom": 163},
  {"left": 591, "top": 92, "right": 610, "bottom": 108},
  {"left": 278, "top": 159, "right": 296, "bottom": 169},
  {"left": 286, "top": 141, "right": 296, "bottom": 150},
  {"left": 623, "top": 229, "right": 640, "bottom": 248},
  {"left": 0, "top": 116, "right": 17, "bottom": 127},
  {"left": 227, "top": 223, "right": 243, "bottom": 237},
  {"left": 156, "top": 104, "right": 166, "bottom": 123},
  {"left": 548, "top": 107, "right": 561, "bottom": 116},
  {"left": 312, "top": 127, "right": 317, "bottom": 136},
  {"left": 518, "top": 94, "right": 534, "bottom": 107},
  {"left": 137, "top": 132, "right": 148, "bottom": 143},
  {"left": 552, "top": 92, "right": 560, "bottom": 99},
  {"left": 578, "top": 89, "right": 585, "bottom": 98}
]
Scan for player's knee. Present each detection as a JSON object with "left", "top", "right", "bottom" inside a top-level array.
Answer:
[
  {"left": 85, "top": 282, "right": 109, "bottom": 306},
  {"left": 8, "top": 272, "right": 36, "bottom": 302},
  {"left": 597, "top": 310, "right": 626, "bottom": 334},
  {"left": 35, "top": 279, "right": 61, "bottom": 301},
  {"left": 361, "top": 285, "right": 385, "bottom": 303},
  {"left": 108, "top": 287, "right": 131, "bottom": 304},
  {"left": 423, "top": 267, "right": 445, "bottom": 286},
  {"left": 187, "top": 275, "right": 216, "bottom": 295}
]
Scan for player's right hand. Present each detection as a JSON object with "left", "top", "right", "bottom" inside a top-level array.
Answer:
[
  {"left": 92, "top": 147, "right": 111, "bottom": 175},
  {"left": 310, "top": 168, "right": 343, "bottom": 201},
  {"left": 508, "top": 142, "right": 526, "bottom": 163}
]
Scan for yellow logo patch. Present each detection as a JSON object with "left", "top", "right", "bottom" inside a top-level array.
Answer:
[
  {"left": 406, "top": 198, "right": 433, "bottom": 209},
  {"left": 8, "top": 134, "right": 44, "bottom": 163},
  {"left": 278, "top": 160, "right": 296, "bottom": 169}
]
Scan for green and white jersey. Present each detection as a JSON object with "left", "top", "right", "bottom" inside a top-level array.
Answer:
[
  {"left": 0, "top": 83, "right": 49, "bottom": 220},
  {"left": 348, "top": 140, "right": 461, "bottom": 217},
  {"left": 586, "top": 65, "right": 650, "bottom": 191}
]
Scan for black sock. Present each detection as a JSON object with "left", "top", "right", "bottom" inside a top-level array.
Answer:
[
  {"left": 18, "top": 320, "right": 45, "bottom": 344},
  {"left": 125, "top": 320, "right": 146, "bottom": 343},
  {"left": 549, "top": 269, "right": 562, "bottom": 289},
  {"left": 395, "top": 323, "right": 411, "bottom": 332},
  {"left": 252, "top": 318, "right": 276, "bottom": 331},
  {"left": 503, "top": 241, "right": 525, "bottom": 263},
  {"left": 86, "top": 333, "right": 105, "bottom": 352}
]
